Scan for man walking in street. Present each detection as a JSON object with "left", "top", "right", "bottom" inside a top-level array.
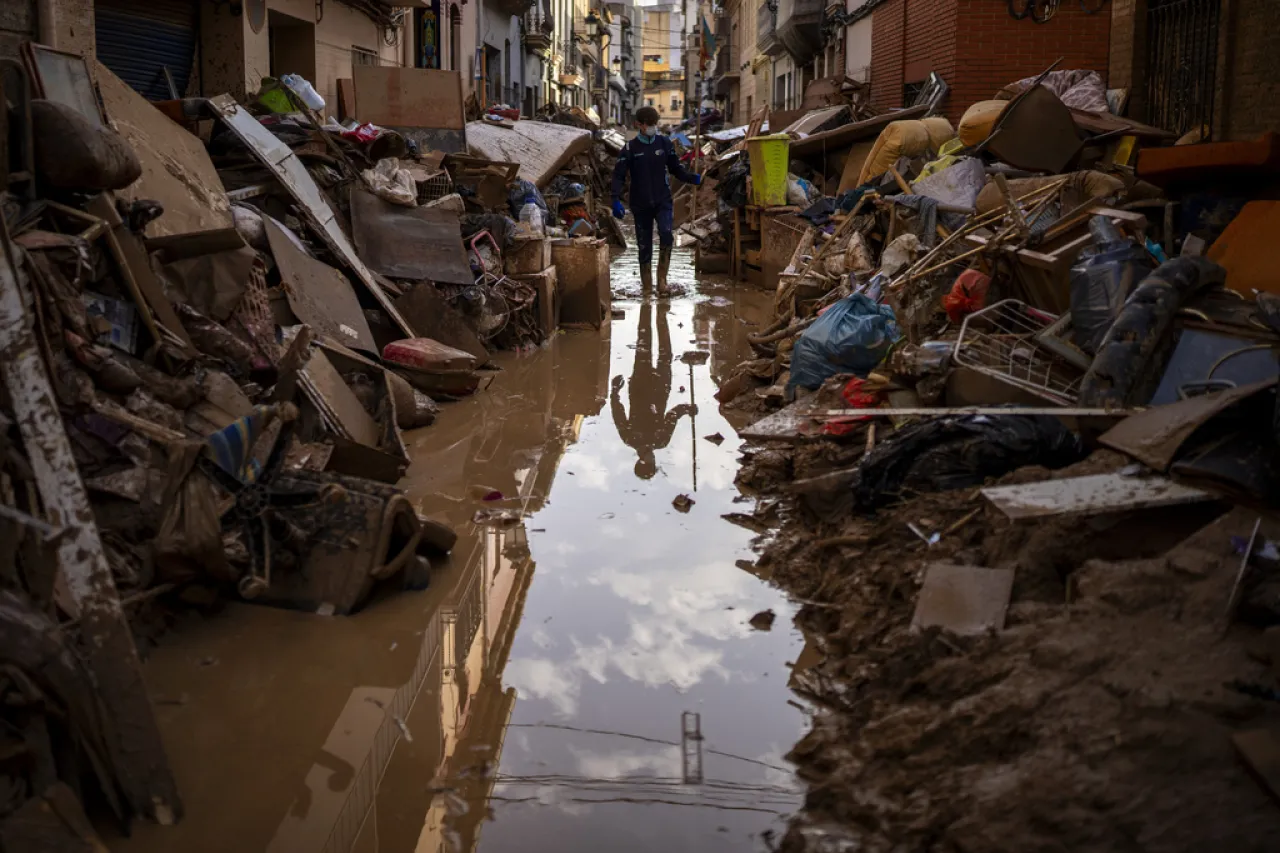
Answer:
[{"left": 611, "top": 106, "right": 701, "bottom": 297}]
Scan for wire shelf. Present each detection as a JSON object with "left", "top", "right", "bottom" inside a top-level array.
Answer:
[{"left": 953, "top": 299, "right": 1085, "bottom": 405}]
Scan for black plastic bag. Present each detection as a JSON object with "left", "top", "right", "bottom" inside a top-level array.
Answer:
[
  {"left": 851, "top": 414, "right": 1086, "bottom": 512},
  {"left": 1080, "top": 256, "right": 1227, "bottom": 408},
  {"left": 1069, "top": 221, "right": 1153, "bottom": 355}
]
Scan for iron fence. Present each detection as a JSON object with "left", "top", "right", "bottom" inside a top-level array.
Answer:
[{"left": 1145, "top": 0, "right": 1220, "bottom": 137}]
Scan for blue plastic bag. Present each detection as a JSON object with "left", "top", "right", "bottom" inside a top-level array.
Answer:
[{"left": 788, "top": 293, "right": 901, "bottom": 392}]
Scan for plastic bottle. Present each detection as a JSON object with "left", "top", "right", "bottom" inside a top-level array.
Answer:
[
  {"left": 280, "top": 74, "right": 325, "bottom": 111},
  {"left": 519, "top": 197, "right": 544, "bottom": 235}
]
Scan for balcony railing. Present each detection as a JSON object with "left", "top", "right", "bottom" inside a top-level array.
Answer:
[
  {"left": 523, "top": 8, "right": 554, "bottom": 51},
  {"left": 758, "top": 1, "right": 782, "bottom": 56},
  {"left": 643, "top": 69, "right": 685, "bottom": 82},
  {"left": 775, "top": 0, "right": 823, "bottom": 63}
]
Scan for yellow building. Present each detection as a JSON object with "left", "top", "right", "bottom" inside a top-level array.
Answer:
[{"left": 642, "top": 3, "right": 685, "bottom": 125}]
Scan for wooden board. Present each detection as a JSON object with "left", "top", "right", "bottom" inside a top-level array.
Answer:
[
  {"left": 1207, "top": 201, "right": 1280, "bottom": 296},
  {"left": 300, "top": 348, "right": 380, "bottom": 447},
  {"left": 94, "top": 61, "right": 232, "bottom": 238},
  {"left": 1099, "top": 379, "right": 1279, "bottom": 471},
  {"left": 912, "top": 564, "right": 1014, "bottom": 635},
  {"left": 351, "top": 69, "right": 465, "bottom": 127},
  {"left": 263, "top": 217, "right": 378, "bottom": 355},
  {"left": 837, "top": 140, "right": 877, "bottom": 193},
  {"left": 740, "top": 401, "right": 1135, "bottom": 441},
  {"left": 352, "top": 66, "right": 467, "bottom": 153},
  {"left": 348, "top": 189, "right": 473, "bottom": 285},
  {"left": 981, "top": 472, "right": 1213, "bottom": 520}
]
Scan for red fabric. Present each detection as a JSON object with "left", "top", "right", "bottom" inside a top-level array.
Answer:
[
  {"left": 822, "top": 377, "right": 881, "bottom": 436},
  {"left": 942, "top": 269, "right": 991, "bottom": 323}
]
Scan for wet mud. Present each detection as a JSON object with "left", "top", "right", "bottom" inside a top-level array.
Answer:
[
  {"left": 737, "top": 439, "right": 1280, "bottom": 853},
  {"left": 108, "top": 245, "right": 811, "bottom": 852}
]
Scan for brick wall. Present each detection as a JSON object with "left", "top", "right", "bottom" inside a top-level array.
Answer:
[
  {"left": 1215, "top": 0, "right": 1280, "bottom": 140},
  {"left": 868, "top": 0, "right": 959, "bottom": 114},
  {"left": 951, "top": 0, "right": 1110, "bottom": 121},
  {"left": 871, "top": 0, "right": 1109, "bottom": 122}
]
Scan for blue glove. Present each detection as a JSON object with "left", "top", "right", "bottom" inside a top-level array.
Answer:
[
  {"left": 612, "top": 200, "right": 625, "bottom": 220},
  {"left": 691, "top": 174, "right": 702, "bottom": 186}
]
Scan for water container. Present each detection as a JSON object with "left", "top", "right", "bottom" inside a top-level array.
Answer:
[
  {"left": 280, "top": 74, "right": 325, "bottom": 111},
  {"left": 519, "top": 200, "right": 544, "bottom": 235}
]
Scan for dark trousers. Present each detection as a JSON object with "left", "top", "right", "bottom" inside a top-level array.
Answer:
[{"left": 633, "top": 201, "right": 674, "bottom": 267}]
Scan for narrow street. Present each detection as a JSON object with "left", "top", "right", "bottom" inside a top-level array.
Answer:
[{"left": 109, "top": 244, "right": 808, "bottom": 853}]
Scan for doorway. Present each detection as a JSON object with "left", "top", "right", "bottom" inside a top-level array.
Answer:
[{"left": 268, "top": 9, "right": 317, "bottom": 83}]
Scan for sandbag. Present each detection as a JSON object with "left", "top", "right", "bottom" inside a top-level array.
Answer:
[
  {"left": 788, "top": 293, "right": 900, "bottom": 392},
  {"left": 30, "top": 100, "right": 141, "bottom": 190},
  {"left": 858, "top": 118, "right": 955, "bottom": 186},
  {"left": 958, "top": 100, "right": 1007, "bottom": 147}
]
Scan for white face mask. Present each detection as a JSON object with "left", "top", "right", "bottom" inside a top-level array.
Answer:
[{"left": 641, "top": 125, "right": 657, "bottom": 137}]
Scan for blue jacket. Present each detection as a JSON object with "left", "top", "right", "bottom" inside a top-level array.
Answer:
[{"left": 611, "top": 134, "right": 698, "bottom": 211}]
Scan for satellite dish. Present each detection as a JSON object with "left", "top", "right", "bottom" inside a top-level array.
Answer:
[{"left": 246, "top": 0, "right": 266, "bottom": 33}]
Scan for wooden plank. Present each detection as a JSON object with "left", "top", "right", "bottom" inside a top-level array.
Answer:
[
  {"left": 352, "top": 66, "right": 467, "bottom": 152},
  {"left": 912, "top": 564, "right": 1014, "bottom": 635},
  {"left": 740, "top": 404, "right": 1136, "bottom": 440},
  {"left": 981, "top": 473, "right": 1213, "bottom": 520},
  {"left": 350, "top": 68, "right": 465, "bottom": 128},
  {"left": 263, "top": 216, "right": 378, "bottom": 355},
  {"left": 348, "top": 189, "right": 473, "bottom": 285},
  {"left": 94, "top": 61, "right": 232, "bottom": 238},
  {"left": 300, "top": 348, "right": 380, "bottom": 447},
  {"left": 209, "top": 95, "right": 414, "bottom": 339},
  {"left": 0, "top": 241, "right": 179, "bottom": 822}
]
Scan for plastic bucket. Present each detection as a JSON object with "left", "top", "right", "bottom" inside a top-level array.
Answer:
[{"left": 747, "top": 134, "right": 791, "bottom": 207}]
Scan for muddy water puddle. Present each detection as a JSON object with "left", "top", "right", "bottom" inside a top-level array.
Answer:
[{"left": 113, "top": 247, "right": 807, "bottom": 853}]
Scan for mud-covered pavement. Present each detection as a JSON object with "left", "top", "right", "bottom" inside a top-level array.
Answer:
[{"left": 108, "top": 244, "right": 811, "bottom": 852}]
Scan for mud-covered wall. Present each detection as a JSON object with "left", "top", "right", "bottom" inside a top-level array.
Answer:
[
  {"left": 262, "top": 0, "right": 406, "bottom": 120},
  {"left": 3, "top": 0, "right": 95, "bottom": 62},
  {"left": 0, "top": 0, "right": 35, "bottom": 61}
]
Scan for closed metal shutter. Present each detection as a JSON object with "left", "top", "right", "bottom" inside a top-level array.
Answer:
[{"left": 95, "top": 0, "right": 198, "bottom": 101}]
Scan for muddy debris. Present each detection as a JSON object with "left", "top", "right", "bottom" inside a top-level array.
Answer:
[
  {"left": 672, "top": 494, "right": 695, "bottom": 512},
  {"left": 749, "top": 609, "right": 777, "bottom": 631},
  {"left": 694, "top": 67, "right": 1280, "bottom": 852}
]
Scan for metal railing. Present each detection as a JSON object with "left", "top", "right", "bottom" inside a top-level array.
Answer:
[{"left": 1145, "top": 0, "right": 1220, "bottom": 136}]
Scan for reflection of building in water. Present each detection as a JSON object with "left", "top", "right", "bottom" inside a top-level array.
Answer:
[{"left": 306, "top": 331, "right": 611, "bottom": 853}]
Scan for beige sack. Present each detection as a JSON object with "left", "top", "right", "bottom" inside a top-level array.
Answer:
[{"left": 858, "top": 118, "right": 956, "bottom": 186}]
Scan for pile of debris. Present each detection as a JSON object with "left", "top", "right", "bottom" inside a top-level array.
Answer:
[
  {"left": 0, "top": 45, "right": 625, "bottom": 843},
  {"left": 704, "top": 65, "right": 1280, "bottom": 849}
]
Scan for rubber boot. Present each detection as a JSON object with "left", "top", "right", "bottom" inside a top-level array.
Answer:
[
  {"left": 639, "top": 261, "right": 653, "bottom": 293},
  {"left": 657, "top": 245, "right": 672, "bottom": 297}
]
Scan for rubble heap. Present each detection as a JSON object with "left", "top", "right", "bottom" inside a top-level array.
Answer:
[
  {"left": 0, "top": 48, "right": 623, "bottom": 843},
  {"left": 696, "top": 66, "right": 1280, "bottom": 850}
]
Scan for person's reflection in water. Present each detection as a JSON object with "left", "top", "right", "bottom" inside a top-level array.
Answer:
[{"left": 611, "top": 300, "right": 696, "bottom": 479}]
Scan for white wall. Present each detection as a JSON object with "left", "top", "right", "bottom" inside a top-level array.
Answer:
[{"left": 844, "top": 14, "right": 871, "bottom": 82}]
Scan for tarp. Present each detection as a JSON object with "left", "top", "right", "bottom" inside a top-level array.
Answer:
[{"left": 466, "top": 120, "right": 594, "bottom": 187}]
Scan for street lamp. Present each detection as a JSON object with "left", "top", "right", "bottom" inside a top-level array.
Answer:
[{"left": 584, "top": 10, "right": 600, "bottom": 38}]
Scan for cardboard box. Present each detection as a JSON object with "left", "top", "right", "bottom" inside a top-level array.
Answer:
[
  {"left": 552, "top": 238, "right": 610, "bottom": 328},
  {"left": 510, "top": 266, "right": 559, "bottom": 338},
  {"left": 505, "top": 237, "right": 552, "bottom": 275}
]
